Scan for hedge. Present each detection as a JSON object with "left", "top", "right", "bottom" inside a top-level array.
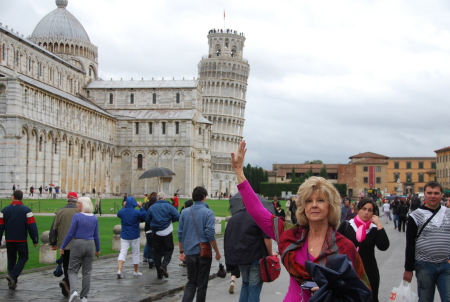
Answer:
[{"left": 260, "top": 182, "right": 347, "bottom": 198}]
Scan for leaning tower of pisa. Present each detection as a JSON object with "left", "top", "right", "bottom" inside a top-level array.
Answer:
[{"left": 198, "top": 29, "right": 250, "bottom": 195}]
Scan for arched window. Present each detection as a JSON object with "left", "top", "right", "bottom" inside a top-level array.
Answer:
[
  {"left": 109, "top": 93, "right": 113, "bottom": 104},
  {"left": 152, "top": 93, "right": 156, "bottom": 104},
  {"left": 68, "top": 141, "right": 72, "bottom": 156},
  {"left": 89, "top": 68, "right": 92, "bottom": 76},
  {"left": 199, "top": 127, "right": 202, "bottom": 135},
  {"left": 175, "top": 121, "right": 179, "bottom": 134},
  {"left": 80, "top": 145, "right": 84, "bottom": 158},
  {"left": 15, "top": 50, "right": 19, "bottom": 66},
  {"left": 176, "top": 92, "right": 180, "bottom": 103},
  {"left": 28, "top": 58, "right": 32, "bottom": 71},
  {"left": 137, "top": 154, "right": 143, "bottom": 169},
  {"left": 148, "top": 122, "right": 153, "bottom": 134},
  {"left": 130, "top": 93, "right": 134, "bottom": 104},
  {"left": 1, "top": 44, "right": 5, "bottom": 61},
  {"left": 162, "top": 122, "right": 166, "bottom": 134},
  {"left": 54, "top": 140, "right": 58, "bottom": 154},
  {"left": 135, "top": 122, "right": 139, "bottom": 134},
  {"left": 39, "top": 136, "right": 43, "bottom": 151}
]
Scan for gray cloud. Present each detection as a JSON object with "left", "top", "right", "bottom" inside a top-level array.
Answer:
[{"left": 2, "top": 0, "right": 450, "bottom": 171}]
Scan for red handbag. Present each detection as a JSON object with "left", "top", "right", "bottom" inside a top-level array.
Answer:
[{"left": 260, "top": 255, "right": 281, "bottom": 282}]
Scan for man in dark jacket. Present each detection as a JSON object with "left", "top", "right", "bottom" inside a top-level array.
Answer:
[
  {"left": 224, "top": 206, "right": 273, "bottom": 301},
  {"left": 0, "top": 190, "right": 39, "bottom": 290},
  {"left": 49, "top": 191, "right": 79, "bottom": 297},
  {"left": 146, "top": 192, "right": 180, "bottom": 279}
]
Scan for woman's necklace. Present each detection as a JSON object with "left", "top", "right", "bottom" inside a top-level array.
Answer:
[{"left": 308, "top": 241, "right": 323, "bottom": 252}]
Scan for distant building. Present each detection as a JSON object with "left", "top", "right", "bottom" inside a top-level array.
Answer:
[
  {"left": 434, "top": 146, "right": 450, "bottom": 190},
  {"left": 269, "top": 151, "right": 437, "bottom": 198},
  {"left": 387, "top": 157, "right": 436, "bottom": 194}
]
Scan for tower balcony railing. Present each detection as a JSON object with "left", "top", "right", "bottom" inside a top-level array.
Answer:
[{"left": 202, "top": 54, "right": 248, "bottom": 64}]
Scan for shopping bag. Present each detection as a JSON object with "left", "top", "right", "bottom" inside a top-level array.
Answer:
[{"left": 389, "top": 281, "right": 417, "bottom": 302}]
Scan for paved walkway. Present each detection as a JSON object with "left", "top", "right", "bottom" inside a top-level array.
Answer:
[{"left": 0, "top": 237, "right": 225, "bottom": 302}]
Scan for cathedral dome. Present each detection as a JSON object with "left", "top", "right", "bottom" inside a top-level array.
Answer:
[{"left": 31, "top": 0, "right": 90, "bottom": 43}]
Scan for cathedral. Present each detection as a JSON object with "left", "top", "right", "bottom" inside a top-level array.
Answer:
[{"left": 0, "top": 0, "right": 249, "bottom": 197}]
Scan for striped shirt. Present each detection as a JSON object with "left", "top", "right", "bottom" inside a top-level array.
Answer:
[{"left": 405, "top": 205, "right": 450, "bottom": 270}]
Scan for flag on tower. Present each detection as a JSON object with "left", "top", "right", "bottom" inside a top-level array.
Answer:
[{"left": 224, "top": 10, "right": 226, "bottom": 19}]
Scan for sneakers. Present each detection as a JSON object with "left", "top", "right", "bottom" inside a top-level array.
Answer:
[
  {"left": 160, "top": 267, "right": 169, "bottom": 278},
  {"left": 133, "top": 271, "right": 142, "bottom": 276},
  {"left": 179, "top": 262, "right": 186, "bottom": 267},
  {"left": 80, "top": 297, "right": 88, "bottom": 302},
  {"left": 6, "top": 275, "right": 16, "bottom": 290},
  {"left": 148, "top": 261, "right": 154, "bottom": 269},
  {"left": 143, "top": 258, "right": 148, "bottom": 263},
  {"left": 59, "top": 280, "right": 69, "bottom": 297},
  {"left": 117, "top": 271, "right": 123, "bottom": 279},
  {"left": 68, "top": 291, "right": 79, "bottom": 302},
  {"left": 229, "top": 281, "right": 235, "bottom": 294}
]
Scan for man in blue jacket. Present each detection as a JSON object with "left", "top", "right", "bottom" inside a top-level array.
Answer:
[
  {"left": 146, "top": 192, "right": 180, "bottom": 279},
  {"left": 0, "top": 190, "right": 39, "bottom": 290},
  {"left": 178, "top": 187, "right": 221, "bottom": 302},
  {"left": 117, "top": 197, "right": 146, "bottom": 278}
]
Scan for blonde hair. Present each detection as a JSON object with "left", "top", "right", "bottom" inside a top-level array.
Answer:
[
  {"left": 295, "top": 176, "right": 341, "bottom": 229},
  {"left": 77, "top": 197, "right": 94, "bottom": 213}
]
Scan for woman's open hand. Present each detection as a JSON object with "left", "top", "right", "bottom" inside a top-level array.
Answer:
[
  {"left": 231, "top": 141, "right": 248, "bottom": 184},
  {"left": 231, "top": 140, "right": 247, "bottom": 171}
]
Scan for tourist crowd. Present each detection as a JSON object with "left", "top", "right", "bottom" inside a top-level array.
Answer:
[{"left": 0, "top": 141, "right": 449, "bottom": 302}]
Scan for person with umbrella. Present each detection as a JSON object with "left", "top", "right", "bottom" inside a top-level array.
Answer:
[
  {"left": 337, "top": 198, "right": 389, "bottom": 302},
  {"left": 231, "top": 141, "right": 370, "bottom": 301}
]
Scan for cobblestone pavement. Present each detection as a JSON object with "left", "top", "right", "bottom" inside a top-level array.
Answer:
[{"left": 0, "top": 237, "right": 224, "bottom": 302}]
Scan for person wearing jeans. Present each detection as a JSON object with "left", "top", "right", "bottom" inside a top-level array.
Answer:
[
  {"left": 224, "top": 205, "right": 273, "bottom": 302},
  {"left": 403, "top": 181, "right": 450, "bottom": 302},
  {"left": 178, "top": 187, "right": 221, "bottom": 302}
]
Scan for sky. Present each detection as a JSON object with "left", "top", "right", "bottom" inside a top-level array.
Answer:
[{"left": 2, "top": 0, "right": 450, "bottom": 170}]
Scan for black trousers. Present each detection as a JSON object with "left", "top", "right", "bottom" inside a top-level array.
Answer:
[
  {"left": 153, "top": 232, "right": 174, "bottom": 277},
  {"left": 398, "top": 216, "right": 407, "bottom": 232},
  {"left": 6, "top": 242, "right": 29, "bottom": 283},
  {"left": 182, "top": 254, "right": 213, "bottom": 302},
  {"left": 62, "top": 250, "right": 71, "bottom": 287}
]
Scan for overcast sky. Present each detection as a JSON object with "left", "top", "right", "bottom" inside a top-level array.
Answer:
[{"left": 2, "top": 0, "right": 450, "bottom": 170}]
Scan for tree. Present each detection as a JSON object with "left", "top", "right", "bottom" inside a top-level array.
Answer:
[
  {"left": 243, "top": 163, "right": 269, "bottom": 194},
  {"left": 290, "top": 167, "right": 298, "bottom": 183},
  {"left": 319, "top": 165, "right": 328, "bottom": 179},
  {"left": 304, "top": 160, "right": 323, "bottom": 164}
]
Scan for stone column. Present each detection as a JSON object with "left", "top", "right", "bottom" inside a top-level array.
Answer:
[
  {"left": 39, "top": 231, "right": 56, "bottom": 264},
  {"left": 139, "top": 222, "right": 146, "bottom": 247},
  {"left": 112, "top": 225, "right": 122, "bottom": 252},
  {"left": 214, "top": 218, "right": 222, "bottom": 235},
  {"left": 0, "top": 236, "right": 7, "bottom": 273}
]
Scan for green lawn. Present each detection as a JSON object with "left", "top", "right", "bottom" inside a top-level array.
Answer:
[
  {"left": 0, "top": 198, "right": 235, "bottom": 216},
  {"left": 1, "top": 197, "right": 238, "bottom": 271}
]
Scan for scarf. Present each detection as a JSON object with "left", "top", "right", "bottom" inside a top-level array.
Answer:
[
  {"left": 273, "top": 216, "right": 370, "bottom": 289},
  {"left": 354, "top": 215, "right": 372, "bottom": 249}
]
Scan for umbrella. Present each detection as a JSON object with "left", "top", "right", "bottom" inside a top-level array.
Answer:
[
  {"left": 49, "top": 183, "right": 55, "bottom": 186},
  {"left": 138, "top": 167, "right": 176, "bottom": 192},
  {"left": 385, "top": 195, "right": 404, "bottom": 201},
  {"left": 229, "top": 192, "right": 276, "bottom": 216},
  {"left": 139, "top": 167, "right": 176, "bottom": 179},
  {"left": 305, "top": 254, "right": 372, "bottom": 302}
]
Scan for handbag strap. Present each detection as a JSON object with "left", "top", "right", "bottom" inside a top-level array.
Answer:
[
  {"left": 190, "top": 207, "right": 202, "bottom": 244},
  {"left": 416, "top": 208, "right": 439, "bottom": 239}
]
